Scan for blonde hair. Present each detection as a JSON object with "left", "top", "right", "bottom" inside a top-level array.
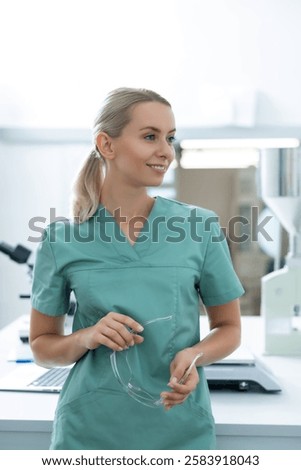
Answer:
[{"left": 72, "top": 87, "right": 171, "bottom": 223}]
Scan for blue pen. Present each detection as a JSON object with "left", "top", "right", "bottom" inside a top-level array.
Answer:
[{"left": 14, "top": 359, "right": 34, "bottom": 363}]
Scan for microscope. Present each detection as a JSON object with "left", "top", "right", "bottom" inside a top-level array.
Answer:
[
  {"left": 259, "top": 147, "right": 301, "bottom": 355},
  {"left": 0, "top": 242, "right": 33, "bottom": 341},
  {"left": 0, "top": 240, "right": 75, "bottom": 341},
  {"left": 0, "top": 241, "right": 33, "bottom": 293}
]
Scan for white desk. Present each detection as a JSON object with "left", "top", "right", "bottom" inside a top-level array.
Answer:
[{"left": 0, "top": 315, "right": 300, "bottom": 450}]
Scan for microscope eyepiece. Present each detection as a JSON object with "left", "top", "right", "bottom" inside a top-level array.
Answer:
[{"left": 0, "top": 242, "right": 31, "bottom": 264}]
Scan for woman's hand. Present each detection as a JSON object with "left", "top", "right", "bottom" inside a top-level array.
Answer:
[
  {"left": 160, "top": 347, "right": 200, "bottom": 410},
  {"left": 79, "top": 311, "right": 144, "bottom": 351},
  {"left": 159, "top": 300, "right": 242, "bottom": 411},
  {"left": 30, "top": 309, "right": 144, "bottom": 368}
]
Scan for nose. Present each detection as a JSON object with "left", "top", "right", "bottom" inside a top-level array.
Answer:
[{"left": 156, "top": 139, "right": 175, "bottom": 162}]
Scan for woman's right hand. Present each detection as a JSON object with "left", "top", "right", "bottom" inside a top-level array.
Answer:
[
  {"left": 79, "top": 311, "right": 145, "bottom": 351},
  {"left": 30, "top": 309, "right": 144, "bottom": 368}
]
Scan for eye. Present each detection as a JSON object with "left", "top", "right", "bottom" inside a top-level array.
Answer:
[
  {"left": 167, "top": 135, "right": 176, "bottom": 144},
  {"left": 144, "top": 134, "right": 156, "bottom": 141}
]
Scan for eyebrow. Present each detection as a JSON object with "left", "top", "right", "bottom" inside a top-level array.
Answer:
[{"left": 139, "top": 126, "right": 176, "bottom": 134}]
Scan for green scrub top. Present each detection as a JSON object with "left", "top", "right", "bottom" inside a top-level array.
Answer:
[{"left": 31, "top": 196, "right": 244, "bottom": 450}]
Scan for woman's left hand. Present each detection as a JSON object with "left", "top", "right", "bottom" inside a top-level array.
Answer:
[{"left": 160, "top": 348, "right": 200, "bottom": 410}]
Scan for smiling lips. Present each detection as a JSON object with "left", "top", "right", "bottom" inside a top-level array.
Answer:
[{"left": 146, "top": 163, "right": 167, "bottom": 173}]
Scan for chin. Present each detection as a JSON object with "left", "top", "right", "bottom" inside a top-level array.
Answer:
[{"left": 147, "top": 180, "right": 164, "bottom": 188}]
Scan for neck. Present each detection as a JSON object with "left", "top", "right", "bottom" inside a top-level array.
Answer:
[{"left": 100, "top": 180, "right": 154, "bottom": 220}]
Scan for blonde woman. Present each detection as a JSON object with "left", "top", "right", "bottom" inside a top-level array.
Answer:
[{"left": 30, "top": 88, "right": 244, "bottom": 450}]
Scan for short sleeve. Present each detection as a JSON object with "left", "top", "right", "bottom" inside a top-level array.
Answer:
[
  {"left": 199, "top": 216, "right": 245, "bottom": 307},
  {"left": 31, "top": 229, "right": 71, "bottom": 316}
]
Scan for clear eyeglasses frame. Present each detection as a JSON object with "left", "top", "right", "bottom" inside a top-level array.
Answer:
[{"left": 110, "top": 315, "right": 173, "bottom": 408}]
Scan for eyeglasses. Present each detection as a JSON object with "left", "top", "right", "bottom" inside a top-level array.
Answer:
[{"left": 110, "top": 315, "right": 173, "bottom": 408}]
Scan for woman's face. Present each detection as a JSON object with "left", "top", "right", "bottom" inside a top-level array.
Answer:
[{"left": 106, "top": 101, "right": 176, "bottom": 188}]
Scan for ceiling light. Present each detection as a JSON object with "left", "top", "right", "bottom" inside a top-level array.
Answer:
[
  {"left": 180, "top": 138, "right": 300, "bottom": 150},
  {"left": 180, "top": 149, "right": 259, "bottom": 169}
]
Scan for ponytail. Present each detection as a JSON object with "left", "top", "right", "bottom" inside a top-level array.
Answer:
[{"left": 72, "top": 148, "right": 104, "bottom": 224}]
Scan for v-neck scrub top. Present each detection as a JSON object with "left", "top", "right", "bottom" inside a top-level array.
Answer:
[{"left": 31, "top": 196, "right": 244, "bottom": 450}]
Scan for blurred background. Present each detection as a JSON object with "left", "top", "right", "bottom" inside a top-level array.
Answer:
[{"left": 1, "top": 0, "right": 300, "bottom": 327}]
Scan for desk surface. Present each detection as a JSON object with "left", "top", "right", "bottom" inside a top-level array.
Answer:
[{"left": 0, "top": 315, "right": 300, "bottom": 450}]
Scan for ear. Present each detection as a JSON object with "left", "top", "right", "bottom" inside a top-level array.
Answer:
[{"left": 96, "top": 132, "right": 115, "bottom": 160}]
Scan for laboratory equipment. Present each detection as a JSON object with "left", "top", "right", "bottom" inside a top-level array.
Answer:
[
  {"left": 204, "top": 347, "right": 281, "bottom": 392},
  {"left": 259, "top": 147, "right": 301, "bottom": 355},
  {"left": 0, "top": 241, "right": 32, "bottom": 265},
  {"left": 0, "top": 240, "right": 75, "bottom": 341}
]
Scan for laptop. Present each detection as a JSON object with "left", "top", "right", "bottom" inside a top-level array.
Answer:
[
  {"left": 0, "top": 314, "right": 73, "bottom": 393},
  {"left": 0, "top": 363, "right": 72, "bottom": 393}
]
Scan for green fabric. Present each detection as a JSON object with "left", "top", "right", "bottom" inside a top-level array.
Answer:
[{"left": 31, "top": 196, "right": 244, "bottom": 450}]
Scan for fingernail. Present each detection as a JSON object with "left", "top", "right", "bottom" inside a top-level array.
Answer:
[
  {"left": 168, "top": 377, "right": 178, "bottom": 387},
  {"left": 137, "top": 325, "right": 144, "bottom": 332},
  {"left": 130, "top": 341, "right": 134, "bottom": 347}
]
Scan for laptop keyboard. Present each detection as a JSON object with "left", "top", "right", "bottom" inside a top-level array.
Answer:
[{"left": 29, "top": 367, "right": 70, "bottom": 388}]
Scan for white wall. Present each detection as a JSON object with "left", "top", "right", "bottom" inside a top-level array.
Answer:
[
  {"left": 173, "top": 0, "right": 301, "bottom": 126},
  {"left": 1, "top": 0, "right": 301, "bottom": 127}
]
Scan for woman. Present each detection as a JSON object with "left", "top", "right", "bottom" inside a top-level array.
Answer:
[{"left": 30, "top": 87, "right": 244, "bottom": 450}]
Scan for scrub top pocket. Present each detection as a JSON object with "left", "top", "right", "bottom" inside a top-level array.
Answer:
[
  {"left": 51, "top": 386, "right": 216, "bottom": 450},
  {"left": 86, "top": 265, "right": 179, "bottom": 331}
]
